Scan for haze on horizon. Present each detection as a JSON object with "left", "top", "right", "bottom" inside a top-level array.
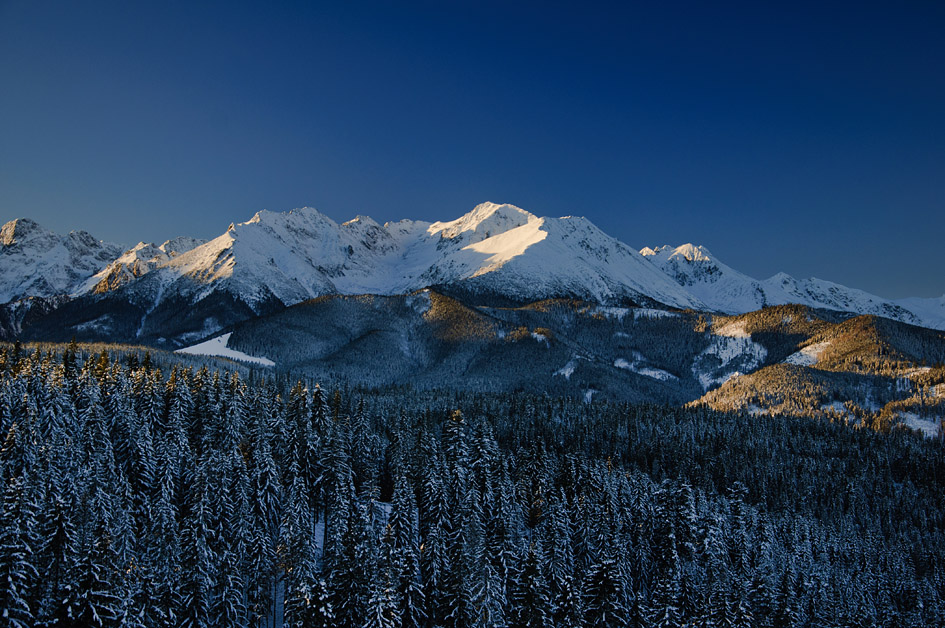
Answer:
[{"left": 1, "top": 1, "right": 943, "bottom": 299}]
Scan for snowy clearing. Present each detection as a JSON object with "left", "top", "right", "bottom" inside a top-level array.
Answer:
[
  {"left": 714, "top": 320, "right": 750, "bottom": 338},
  {"left": 591, "top": 306, "right": 679, "bottom": 321},
  {"left": 897, "top": 412, "right": 940, "bottom": 438},
  {"left": 693, "top": 332, "right": 767, "bottom": 390},
  {"left": 614, "top": 357, "right": 677, "bottom": 381},
  {"left": 555, "top": 358, "right": 580, "bottom": 380},
  {"left": 784, "top": 341, "right": 831, "bottom": 366},
  {"left": 176, "top": 332, "right": 275, "bottom": 367}
]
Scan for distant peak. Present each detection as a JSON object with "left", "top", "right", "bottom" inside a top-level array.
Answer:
[
  {"left": 242, "top": 206, "right": 339, "bottom": 233},
  {"left": 640, "top": 243, "right": 713, "bottom": 263},
  {"left": 671, "top": 243, "right": 713, "bottom": 262},
  {"left": 472, "top": 201, "right": 529, "bottom": 214},
  {"left": 343, "top": 215, "right": 382, "bottom": 229},
  {"left": 472, "top": 201, "right": 535, "bottom": 218},
  {"left": 1, "top": 217, "right": 47, "bottom": 246},
  {"left": 288, "top": 206, "right": 333, "bottom": 220},
  {"left": 161, "top": 236, "right": 206, "bottom": 256},
  {"left": 429, "top": 202, "right": 537, "bottom": 240}
]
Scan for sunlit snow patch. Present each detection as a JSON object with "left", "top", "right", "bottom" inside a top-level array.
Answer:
[
  {"left": 714, "top": 320, "right": 750, "bottom": 338},
  {"left": 783, "top": 341, "right": 831, "bottom": 366},
  {"left": 176, "top": 332, "right": 275, "bottom": 367}
]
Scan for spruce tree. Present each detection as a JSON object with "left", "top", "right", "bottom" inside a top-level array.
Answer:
[
  {"left": 0, "top": 476, "right": 38, "bottom": 628},
  {"left": 179, "top": 467, "right": 214, "bottom": 628},
  {"left": 583, "top": 558, "right": 629, "bottom": 628},
  {"left": 509, "top": 541, "right": 552, "bottom": 628}
]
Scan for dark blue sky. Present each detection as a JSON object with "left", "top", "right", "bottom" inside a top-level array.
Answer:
[{"left": 1, "top": 1, "right": 943, "bottom": 298}]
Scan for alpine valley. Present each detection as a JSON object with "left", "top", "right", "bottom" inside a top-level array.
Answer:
[{"left": 2, "top": 202, "right": 944, "bottom": 432}]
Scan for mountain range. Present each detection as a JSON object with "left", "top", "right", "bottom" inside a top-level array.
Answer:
[
  {"left": 3, "top": 202, "right": 944, "bottom": 433},
  {"left": 2, "top": 202, "right": 942, "bottom": 346}
]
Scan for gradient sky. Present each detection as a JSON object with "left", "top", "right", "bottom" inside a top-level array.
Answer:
[{"left": 1, "top": 0, "right": 943, "bottom": 298}]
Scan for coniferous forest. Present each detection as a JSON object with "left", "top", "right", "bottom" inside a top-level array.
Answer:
[{"left": 1, "top": 344, "right": 944, "bottom": 627}]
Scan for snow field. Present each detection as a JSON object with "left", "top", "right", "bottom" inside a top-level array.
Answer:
[{"left": 176, "top": 332, "right": 275, "bottom": 366}]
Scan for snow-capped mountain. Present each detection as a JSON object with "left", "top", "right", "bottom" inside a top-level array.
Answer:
[
  {"left": 104, "top": 203, "right": 703, "bottom": 326},
  {"left": 0, "top": 218, "right": 123, "bottom": 303},
  {"left": 79, "top": 237, "right": 206, "bottom": 294},
  {"left": 895, "top": 294, "right": 945, "bottom": 330},
  {"left": 641, "top": 243, "right": 940, "bottom": 329},
  {"left": 2, "top": 203, "right": 943, "bottom": 345},
  {"left": 640, "top": 244, "right": 767, "bottom": 312}
]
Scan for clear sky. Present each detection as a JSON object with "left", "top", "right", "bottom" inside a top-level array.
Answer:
[{"left": 1, "top": 0, "right": 943, "bottom": 298}]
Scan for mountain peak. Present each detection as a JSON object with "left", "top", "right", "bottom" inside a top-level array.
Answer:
[
  {"left": 160, "top": 236, "right": 206, "bottom": 256},
  {"left": 343, "top": 215, "right": 382, "bottom": 229},
  {"left": 672, "top": 243, "right": 713, "bottom": 262},
  {"left": 429, "top": 202, "right": 537, "bottom": 242},
  {"left": 641, "top": 243, "right": 714, "bottom": 263},
  {"left": 3, "top": 202, "right": 944, "bottom": 338},
  {"left": 246, "top": 206, "right": 337, "bottom": 229},
  {"left": 1, "top": 218, "right": 47, "bottom": 246},
  {"left": 0, "top": 219, "right": 123, "bottom": 303}
]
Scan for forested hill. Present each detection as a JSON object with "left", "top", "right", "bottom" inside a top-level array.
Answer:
[
  {"left": 1, "top": 344, "right": 943, "bottom": 626},
  {"left": 217, "top": 296, "right": 945, "bottom": 435}
]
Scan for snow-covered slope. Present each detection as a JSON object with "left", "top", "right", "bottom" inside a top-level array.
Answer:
[
  {"left": 80, "top": 237, "right": 206, "bottom": 294},
  {"left": 642, "top": 243, "right": 942, "bottom": 330},
  {"left": 640, "top": 244, "right": 768, "bottom": 312},
  {"left": 760, "top": 273, "right": 923, "bottom": 326},
  {"left": 176, "top": 332, "right": 274, "bottom": 366},
  {"left": 413, "top": 206, "right": 704, "bottom": 307},
  {"left": 894, "top": 295, "right": 945, "bottom": 330},
  {"left": 104, "top": 203, "right": 704, "bottom": 336},
  {"left": 0, "top": 218, "right": 123, "bottom": 303},
  {"left": 3, "top": 204, "right": 942, "bottom": 344}
]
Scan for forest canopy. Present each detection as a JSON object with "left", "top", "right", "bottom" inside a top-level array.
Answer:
[{"left": 0, "top": 343, "right": 942, "bottom": 627}]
